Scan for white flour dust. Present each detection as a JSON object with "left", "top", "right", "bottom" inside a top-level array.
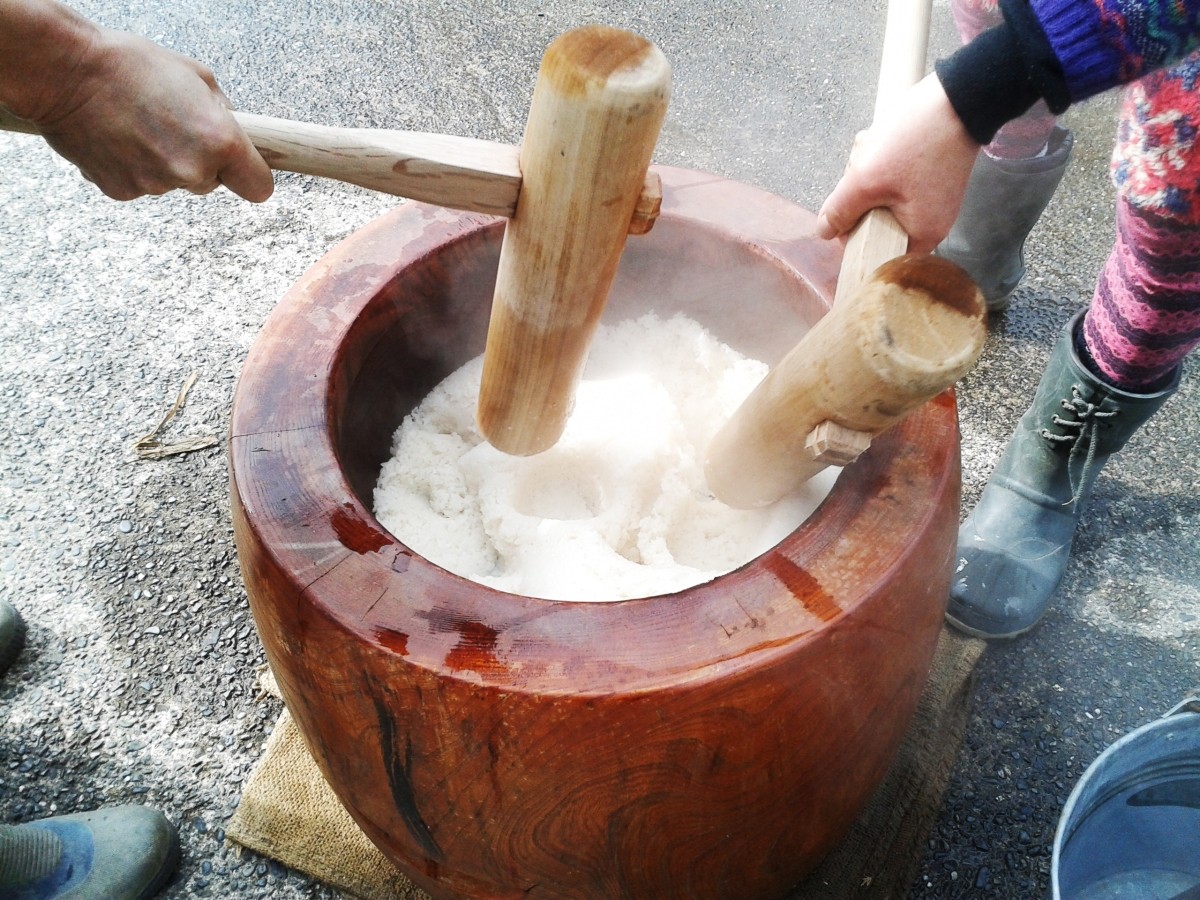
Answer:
[{"left": 374, "top": 313, "right": 838, "bottom": 601}]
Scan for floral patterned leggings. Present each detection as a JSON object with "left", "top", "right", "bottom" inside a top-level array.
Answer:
[{"left": 952, "top": 0, "right": 1200, "bottom": 391}]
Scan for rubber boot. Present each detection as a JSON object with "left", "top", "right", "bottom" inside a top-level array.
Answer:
[
  {"left": 0, "top": 598, "right": 25, "bottom": 677},
  {"left": 0, "top": 806, "right": 179, "bottom": 900},
  {"left": 937, "top": 126, "right": 1074, "bottom": 310},
  {"left": 947, "top": 312, "right": 1181, "bottom": 639}
]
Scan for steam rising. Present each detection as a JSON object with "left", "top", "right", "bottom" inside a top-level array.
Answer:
[{"left": 374, "top": 312, "right": 837, "bottom": 602}]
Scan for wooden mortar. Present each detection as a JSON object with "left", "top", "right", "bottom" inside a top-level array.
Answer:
[{"left": 230, "top": 168, "right": 959, "bottom": 899}]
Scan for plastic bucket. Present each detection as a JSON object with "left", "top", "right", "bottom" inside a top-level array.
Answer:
[{"left": 1052, "top": 696, "right": 1200, "bottom": 899}]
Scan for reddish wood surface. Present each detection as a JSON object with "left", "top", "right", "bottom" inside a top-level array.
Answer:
[{"left": 229, "top": 166, "right": 961, "bottom": 899}]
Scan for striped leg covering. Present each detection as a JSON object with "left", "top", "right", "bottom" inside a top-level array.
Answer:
[
  {"left": 1084, "top": 201, "right": 1200, "bottom": 389},
  {"left": 1084, "top": 58, "right": 1200, "bottom": 391}
]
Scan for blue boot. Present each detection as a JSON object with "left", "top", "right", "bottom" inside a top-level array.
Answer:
[
  {"left": 947, "top": 312, "right": 1181, "bottom": 638},
  {"left": 0, "top": 806, "right": 178, "bottom": 899},
  {"left": 0, "top": 598, "right": 25, "bottom": 677}
]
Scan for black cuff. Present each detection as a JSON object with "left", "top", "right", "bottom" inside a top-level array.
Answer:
[
  {"left": 934, "top": 1, "right": 1071, "bottom": 146},
  {"left": 1001, "top": 0, "right": 1071, "bottom": 113},
  {"left": 935, "top": 26, "right": 1043, "bottom": 145}
]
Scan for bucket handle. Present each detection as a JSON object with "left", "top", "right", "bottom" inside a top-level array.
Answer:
[{"left": 1165, "top": 691, "right": 1200, "bottom": 718}]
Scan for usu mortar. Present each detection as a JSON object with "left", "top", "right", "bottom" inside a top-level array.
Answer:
[{"left": 228, "top": 167, "right": 961, "bottom": 899}]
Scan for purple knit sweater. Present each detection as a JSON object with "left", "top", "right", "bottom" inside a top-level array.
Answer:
[
  {"left": 938, "top": 0, "right": 1200, "bottom": 143},
  {"left": 1036, "top": 0, "right": 1200, "bottom": 99}
]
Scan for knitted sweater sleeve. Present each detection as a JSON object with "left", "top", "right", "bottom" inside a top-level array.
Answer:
[
  {"left": 936, "top": 0, "right": 1200, "bottom": 145},
  {"left": 1037, "top": 0, "right": 1200, "bottom": 99}
]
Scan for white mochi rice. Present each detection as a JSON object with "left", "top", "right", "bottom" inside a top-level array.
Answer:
[{"left": 373, "top": 313, "right": 838, "bottom": 602}]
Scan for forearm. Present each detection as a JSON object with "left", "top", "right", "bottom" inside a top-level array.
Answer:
[
  {"left": 0, "top": 0, "right": 98, "bottom": 122},
  {"left": 0, "top": 0, "right": 273, "bottom": 201}
]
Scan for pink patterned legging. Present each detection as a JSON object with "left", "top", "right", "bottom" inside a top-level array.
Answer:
[{"left": 953, "top": 0, "right": 1200, "bottom": 390}]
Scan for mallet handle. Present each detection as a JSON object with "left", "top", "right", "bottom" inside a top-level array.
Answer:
[
  {"left": 0, "top": 104, "right": 518, "bottom": 215},
  {"left": 0, "top": 105, "right": 662, "bottom": 228},
  {"left": 834, "top": 0, "right": 933, "bottom": 305},
  {"left": 233, "top": 111, "right": 521, "bottom": 217}
]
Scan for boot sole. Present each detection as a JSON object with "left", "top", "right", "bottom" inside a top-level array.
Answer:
[
  {"left": 134, "top": 823, "right": 181, "bottom": 900},
  {"left": 944, "top": 609, "right": 1034, "bottom": 641},
  {"left": 0, "top": 613, "right": 26, "bottom": 676}
]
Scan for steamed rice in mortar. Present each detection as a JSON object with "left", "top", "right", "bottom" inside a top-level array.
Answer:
[{"left": 374, "top": 313, "right": 837, "bottom": 602}]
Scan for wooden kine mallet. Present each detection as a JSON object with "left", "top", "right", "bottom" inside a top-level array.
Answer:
[
  {"left": 475, "top": 27, "right": 672, "bottom": 456},
  {"left": 0, "top": 93, "right": 663, "bottom": 228},
  {"left": 0, "top": 26, "right": 669, "bottom": 459},
  {"left": 704, "top": 254, "right": 986, "bottom": 508},
  {"left": 704, "top": 0, "right": 987, "bottom": 509}
]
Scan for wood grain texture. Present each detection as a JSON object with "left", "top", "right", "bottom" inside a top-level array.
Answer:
[
  {"left": 476, "top": 26, "right": 671, "bottom": 456},
  {"left": 230, "top": 167, "right": 958, "bottom": 899},
  {"left": 233, "top": 111, "right": 522, "bottom": 217}
]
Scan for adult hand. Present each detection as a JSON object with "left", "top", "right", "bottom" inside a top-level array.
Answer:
[
  {"left": 816, "top": 73, "right": 980, "bottom": 254},
  {"left": 34, "top": 27, "right": 274, "bottom": 202}
]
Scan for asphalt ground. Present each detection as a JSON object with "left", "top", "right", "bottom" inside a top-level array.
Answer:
[{"left": 1, "top": 1, "right": 1196, "bottom": 897}]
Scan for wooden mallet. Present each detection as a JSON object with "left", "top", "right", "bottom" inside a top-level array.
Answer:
[
  {"left": 0, "top": 31, "right": 664, "bottom": 243},
  {"left": 475, "top": 26, "right": 672, "bottom": 456},
  {"left": 704, "top": 0, "right": 988, "bottom": 509},
  {"left": 1, "top": 26, "right": 670, "bottom": 458},
  {"left": 704, "top": 254, "right": 986, "bottom": 508}
]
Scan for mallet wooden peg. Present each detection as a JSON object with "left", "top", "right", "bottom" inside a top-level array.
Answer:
[
  {"left": 805, "top": 421, "right": 873, "bottom": 467},
  {"left": 704, "top": 254, "right": 986, "bottom": 508},
  {"left": 475, "top": 26, "right": 672, "bottom": 456}
]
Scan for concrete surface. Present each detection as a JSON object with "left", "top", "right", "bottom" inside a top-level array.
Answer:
[{"left": 1, "top": 1, "right": 1196, "bottom": 897}]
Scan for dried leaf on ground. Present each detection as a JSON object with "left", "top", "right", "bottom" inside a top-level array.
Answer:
[{"left": 133, "top": 371, "right": 220, "bottom": 460}]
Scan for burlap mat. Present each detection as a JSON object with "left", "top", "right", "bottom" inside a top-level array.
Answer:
[{"left": 228, "top": 627, "right": 984, "bottom": 899}]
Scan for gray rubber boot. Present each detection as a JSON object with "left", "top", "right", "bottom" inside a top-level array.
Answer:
[
  {"left": 0, "top": 598, "right": 25, "bottom": 677},
  {"left": 0, "top": 806, "right": 179, "bottom": 900},
  {"left": 947, "top": 312, "right": 1181, "bottom": 639},
  {"left": 937, "top": 126, "right": 1073, "bottom": 310}
]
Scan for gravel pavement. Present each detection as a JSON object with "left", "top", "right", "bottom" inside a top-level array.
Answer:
[{"left": 1, "top": 1, "right": 1196, "bottom": 898}]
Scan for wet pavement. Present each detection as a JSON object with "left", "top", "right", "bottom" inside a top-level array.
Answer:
[{"left": 1, "top": 1, "right": 1196, "bottom": 897}]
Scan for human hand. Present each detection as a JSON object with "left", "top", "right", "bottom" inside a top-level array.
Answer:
[
  {"left": 816, "top": 73, "right": 980, "bottom": 254},
  {"left": 32, "top": 26, "right": 273, "bottom": 202}
]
